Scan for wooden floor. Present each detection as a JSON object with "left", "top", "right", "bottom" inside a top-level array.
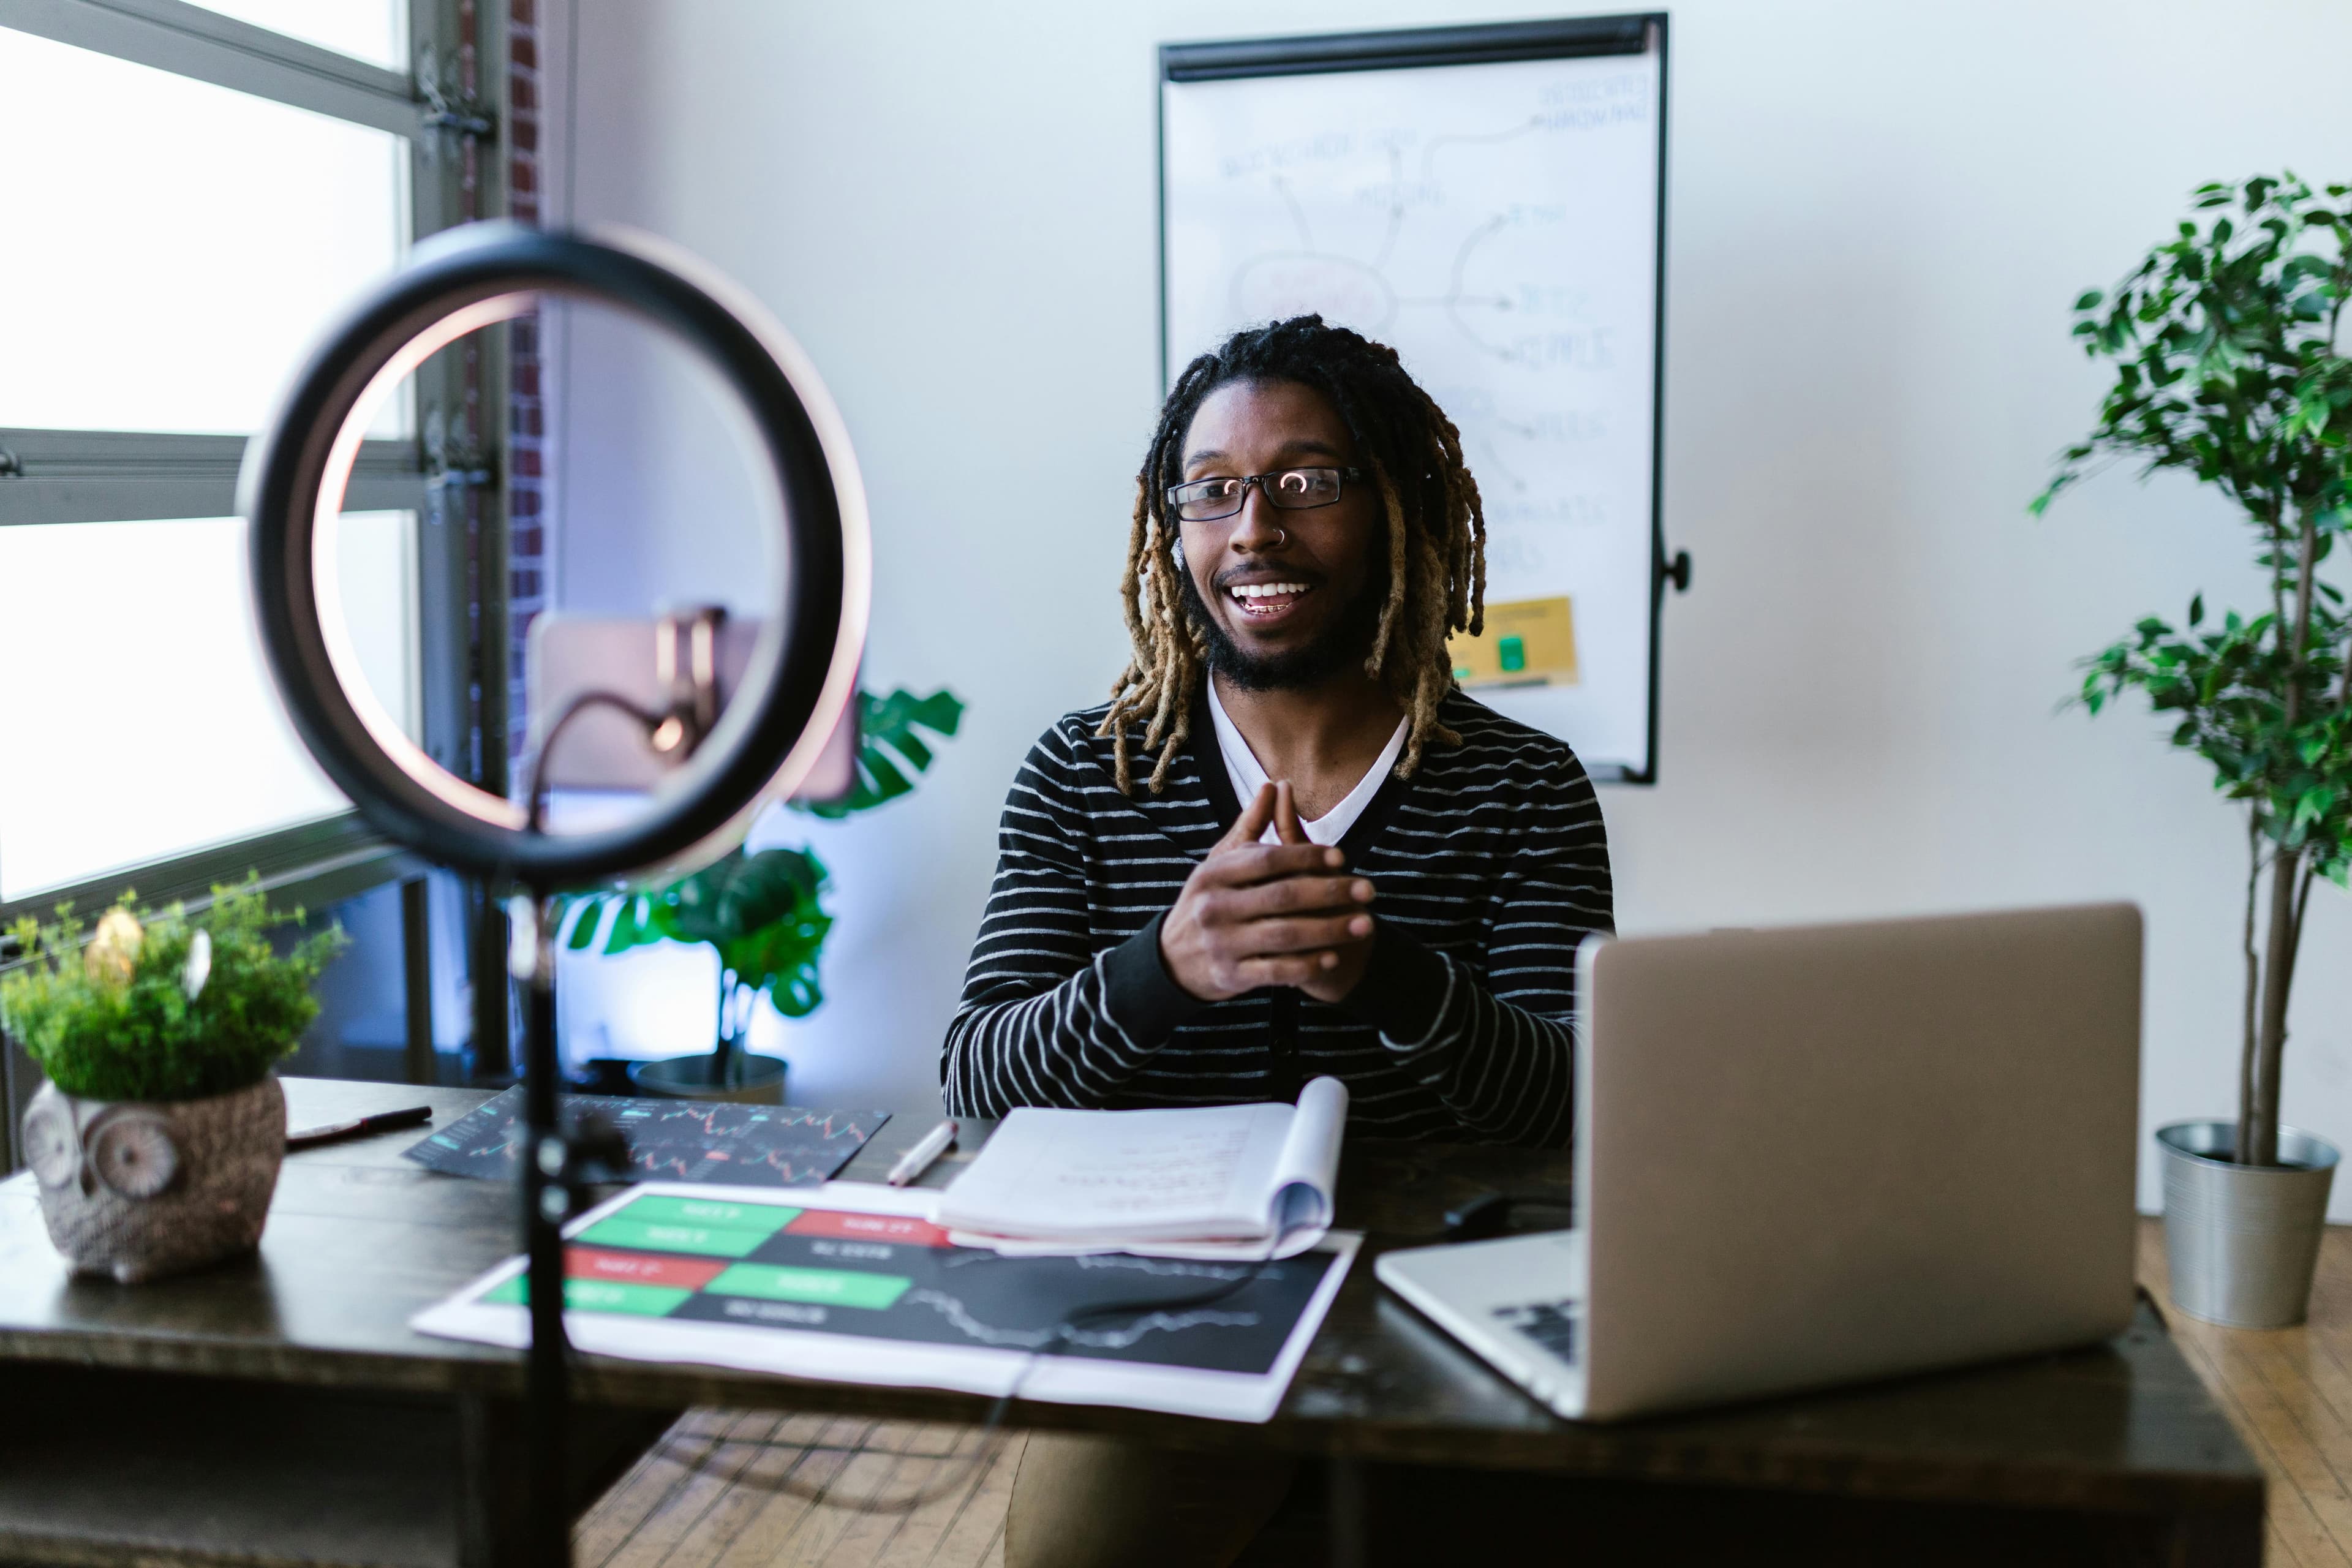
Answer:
[
  {"left": 578, "top": 1409, "right": 1025, "bottom": 1568},
  {"left": 2139, "top": 1218, "right": 2352, "bottom": 1568},
  {"left": 581, "top": 1222, "right": 2352, "bottom": 1568}
]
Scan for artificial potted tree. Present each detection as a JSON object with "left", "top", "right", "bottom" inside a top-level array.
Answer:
[
  {"left": 2037, "top": 173, "right": 2352, "bottom": 1327},
  {"left": 554, "top": 685, "right": 962, "bottom": 1102},
  {"left": 3, "top": 881, "right": 348, "bottom": 1283}
]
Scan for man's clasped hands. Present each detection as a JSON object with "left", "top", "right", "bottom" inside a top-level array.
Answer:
[{"left": 1157, "top": 780, "right": 1378, "bottom": 1005}]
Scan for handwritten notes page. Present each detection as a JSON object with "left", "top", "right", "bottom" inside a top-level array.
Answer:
[{"left": 938, "top": 1077, "right": 1349, "bottom": 1258}]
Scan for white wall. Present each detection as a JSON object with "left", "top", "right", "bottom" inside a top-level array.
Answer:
[{"left": 550, "top": 0, "right": 2352, "bottom": 1215}]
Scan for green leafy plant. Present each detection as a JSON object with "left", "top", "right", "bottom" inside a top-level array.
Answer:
[
  {"left": 2035, "top": 173, "right": 2352, "bottom": 1167},
  {"left": 1, "top": 879, "right": 350, "bottom": 1102},
  {"left": 553, "top": 686, "right": 963, "bottom": 1076},
  {"left": 796, "top": 687, "right": 968, "bottom": 820}
]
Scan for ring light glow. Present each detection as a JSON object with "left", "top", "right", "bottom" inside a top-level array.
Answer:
[
  {"left": 241, "top": 222, "right": 872, "bottom": 885},
  {"left": 238, "top": 221, "right": 877, "bottom": 1568}
]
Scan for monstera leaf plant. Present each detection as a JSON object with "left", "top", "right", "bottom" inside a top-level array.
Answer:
[
  {"left": 2035, "top": 173, "right": 2352, "bottom": 1169},
  {"left": 797, "top": 687, "right": 967, "bottom": 820},
  {"left": 552, "top": 686, "right": 962, "bottom": 1080}
]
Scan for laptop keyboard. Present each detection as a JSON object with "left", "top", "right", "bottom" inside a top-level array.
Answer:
[{"left": 1492, "top": 1298, "right": 1581, "bottom": 1365}]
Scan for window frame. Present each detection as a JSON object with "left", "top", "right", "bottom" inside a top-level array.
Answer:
[
  {"left": 0, "top": 0, "right": 426, "bottom": 137},
  {"left": 0, "top": 0, "right": 518, "bottom": 1163},
  {"left": 0, "top": 0, "right": 510, "bottom": 928}
]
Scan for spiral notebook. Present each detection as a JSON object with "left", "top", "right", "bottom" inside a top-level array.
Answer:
[{"left": 938, "top": 1076, "right": 1348, "bottom": 1259}]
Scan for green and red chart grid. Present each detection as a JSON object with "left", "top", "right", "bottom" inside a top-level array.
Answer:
[{"left": 417, "top": 1186, "right": 1359, "bottom": 1423}]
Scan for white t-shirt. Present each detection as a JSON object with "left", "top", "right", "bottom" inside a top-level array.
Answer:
[{"left": 1204, "top": 679, "right": 1409, "bottom": 846}]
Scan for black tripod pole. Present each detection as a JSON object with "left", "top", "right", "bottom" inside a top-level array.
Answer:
[
  {"left": 234, "top": 222, "right": 866, "bottom": 1568},
  {"left": 519, "top": 886, "right": 571, "bottom": 1568}
]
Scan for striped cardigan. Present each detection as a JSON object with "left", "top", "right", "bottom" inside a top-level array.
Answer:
[{"left": 941, "top": 689, "right": 1615, "bottom": 1146}]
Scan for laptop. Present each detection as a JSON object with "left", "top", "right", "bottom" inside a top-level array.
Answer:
[{"left": 1376, "top": 903, "right": 2143, "bottom": 1422}]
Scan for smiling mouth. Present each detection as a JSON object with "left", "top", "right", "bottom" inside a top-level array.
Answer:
[{"left": 1227, "top": 581, "right": 1314, "bottom": 619}]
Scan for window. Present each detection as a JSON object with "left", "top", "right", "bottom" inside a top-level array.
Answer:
[
  {"left": 0, "top": 0, "right": 509, "bottom": 924},
  {"left": 0, "top": 513, "right": 418, "bottom": 900},
  {"left": 0, "top": 26, "right": 410, "bottom": 435},
  {"left": 183, "top": 0, "right": 406, "bottom": 70}
]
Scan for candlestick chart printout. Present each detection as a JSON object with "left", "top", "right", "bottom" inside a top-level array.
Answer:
[
  {"left": 414, "top": 1185, "right": 1359, "bottom": 1423},
  {"left": 1162, "top": 24, "right": 1667, "bottom": 776},
  {"left": 402, "top": 1084, "right": 888, "bottom": 1187}
]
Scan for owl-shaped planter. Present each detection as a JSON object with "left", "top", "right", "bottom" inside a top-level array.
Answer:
[{"left": 20, "top": 1074, "right": 285, "bottom": 1284}]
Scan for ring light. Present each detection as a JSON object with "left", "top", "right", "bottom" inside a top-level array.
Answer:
[
  {"left": 241, "top": 221, "right": 871, "bottom": 884},
  {"left": 239, "top": 221, "right": 871, "bottom": 1568}
]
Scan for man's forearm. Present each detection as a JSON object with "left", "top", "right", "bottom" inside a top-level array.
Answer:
[
  {"left": 1338, "top": 922, "right": 1581, "bottom": 1146},
  {"left": 942, "top": 925, "right": 1206, "bottom": 1118},
  {"left": 1108, "top": 912, "right": 1213, "bottom": 1042}
]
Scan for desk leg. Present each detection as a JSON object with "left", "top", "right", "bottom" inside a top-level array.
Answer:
[
  {"left": 2148, "top": 1499, "right": 2264, "bottom": 1568},
  {"left": 1336, "top": 1461, "right": 2267, "bottom": 1567},
  {"left": 1327, "top": 1457, "right": 1367, "bottom": 1568},
  {"left": 457, "top": 1393, "right": 520, "bottom": 1568},
  {"left": 457, "top": 1393, "right": 682, "bottom": 1568}
]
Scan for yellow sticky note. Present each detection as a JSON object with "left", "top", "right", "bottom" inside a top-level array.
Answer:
[{"left": 1449, "top": 596, "right": 1578, "bottom": 688}]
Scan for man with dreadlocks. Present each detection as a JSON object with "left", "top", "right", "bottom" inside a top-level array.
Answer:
[{"left": 943, "top": 315, "right": 1613, "bottom": 1568}]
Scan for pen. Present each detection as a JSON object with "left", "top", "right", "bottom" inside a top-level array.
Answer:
[
  {"left": 885, "top": 1119, "right": 958, "bottom": 1186},
  {"left": 287, "top": 1104, "right": 434, "bottom": 1150}
]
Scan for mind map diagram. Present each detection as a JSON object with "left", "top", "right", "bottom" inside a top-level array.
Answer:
[
  {"left": 1173, "top": 65, "right": 1652, "bottom": 576},
  {"left": 1164, "top": 51, "right": 1662, "bottom": 769}
]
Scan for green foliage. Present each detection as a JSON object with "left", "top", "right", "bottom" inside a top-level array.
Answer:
[
  {"left": 2079, "top": 602, "right": 2351, "bottom": 881},
  {"left": 2033, "top": 173, "right": 2352, "bottom": 532},
  {"left": 549, "top": 686, "right": 963, "bottom": 1041},
  {"left": 2040, "top": 173, "right": 2352, "bottom": 887},
  {"left": 794, "top": 687, "right": 966, "bottom": 820},
  {"left": 1, "top": 879, "right": 350, "bottom": 1102},
  {"left": 556, "top": 846, "right": 834, "bottom": 1018}
]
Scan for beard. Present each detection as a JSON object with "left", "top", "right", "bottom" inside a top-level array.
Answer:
[{"left": 1178, "top": 564, "right": 1384, "bottom": 693}]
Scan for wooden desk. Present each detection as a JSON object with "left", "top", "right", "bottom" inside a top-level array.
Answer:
[{"left": 0, "top": 1079, "right": 2264, "bottom": 1567}]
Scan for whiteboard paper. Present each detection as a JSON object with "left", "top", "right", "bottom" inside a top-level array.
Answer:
[{"left": 1163, "top": 34, "right": 1665, "bottom": 777}]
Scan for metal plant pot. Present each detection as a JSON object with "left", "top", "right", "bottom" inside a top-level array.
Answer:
[
  {"left": 627, "top": 1051, "right": 786, "bottom": 1105},
  {"left": 2157, "top": 1120, "right": 2340, "bottom": 1329},
  {"left": 21, "top": 1073, "right": 286, "bottom": 1284}
]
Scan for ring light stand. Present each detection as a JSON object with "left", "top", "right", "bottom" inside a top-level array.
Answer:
[{"left": 241, "top": 222, "right": 870, "bottom": 1568}]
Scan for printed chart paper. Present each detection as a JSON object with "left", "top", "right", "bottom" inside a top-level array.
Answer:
[
  {"left": 402, "top": 1085, "right": 887, "bottom": 1188},
  {"left": 412, "top": 1182, "right": 1359, "bottom": 1424}
]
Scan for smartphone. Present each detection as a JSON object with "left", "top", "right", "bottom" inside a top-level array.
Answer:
[{"left": 524, "top": 612, "right": 858, "bottom": 802}]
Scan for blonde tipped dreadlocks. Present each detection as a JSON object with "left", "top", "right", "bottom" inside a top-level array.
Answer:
[{"left": 1098, "top": 315, "right": 1487, "bottom": 794}]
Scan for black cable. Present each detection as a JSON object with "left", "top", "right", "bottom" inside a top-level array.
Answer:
[
  {"left": 651, "top": 1382, "right": 1014, "bottom": 1515},
  {"left": 647, "top": 1246, "right": 1287, "bottom": 1515},
  {"left": 519, "top": 686, "right": 1295, "bottom": 1517}
]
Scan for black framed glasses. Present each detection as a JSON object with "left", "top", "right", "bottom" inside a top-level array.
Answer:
[{"left": 1164, "top": 466, "right": 1366, "bottom": 522}]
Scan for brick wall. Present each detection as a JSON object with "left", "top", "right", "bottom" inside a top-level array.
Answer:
[
  {"left": 456, "top": 0, "right": 496, "bottom": 786},
  {"left": 507, "top": 0, "right": 546, "bottom": 764}
]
